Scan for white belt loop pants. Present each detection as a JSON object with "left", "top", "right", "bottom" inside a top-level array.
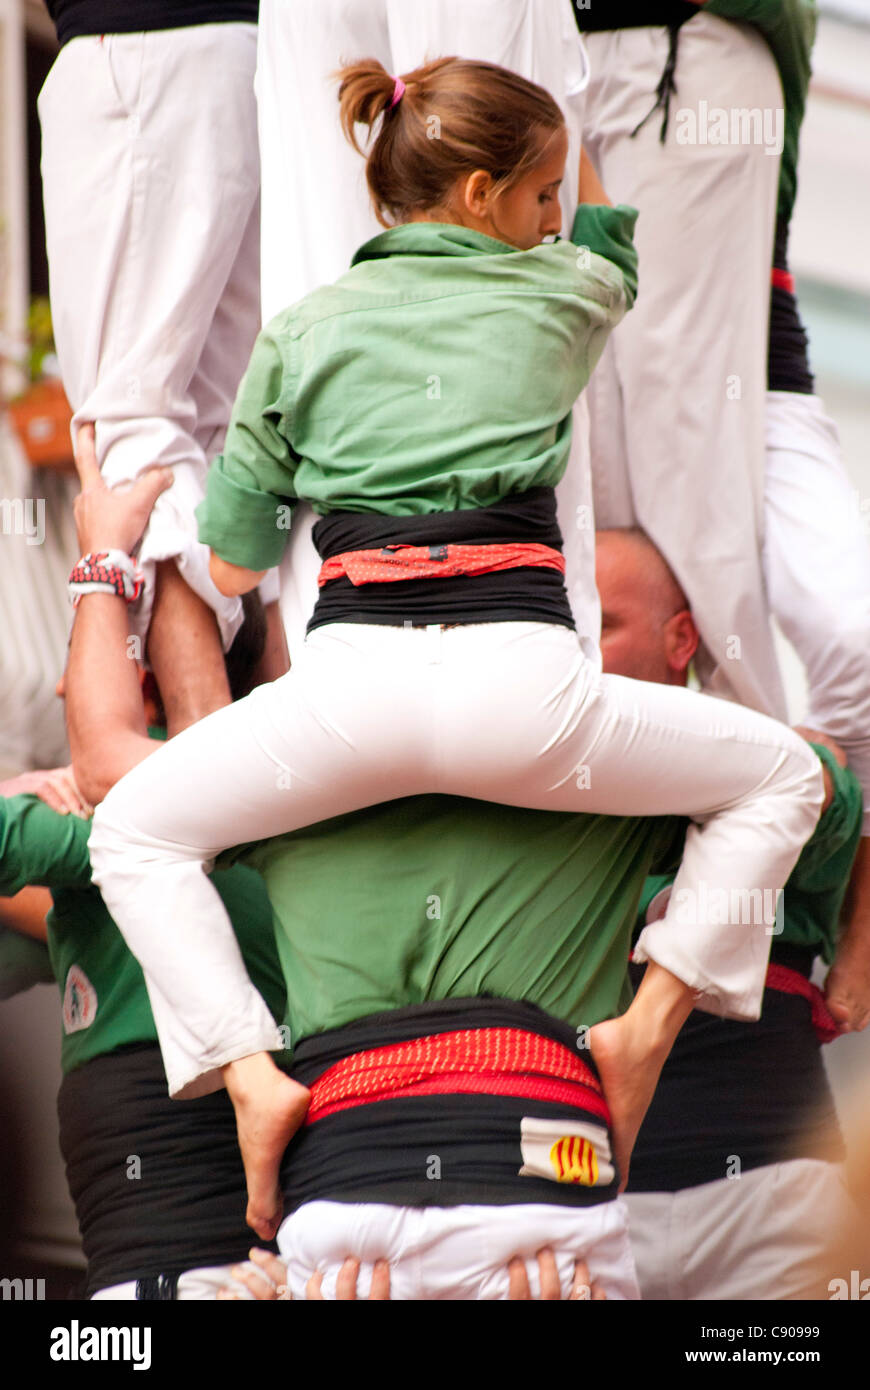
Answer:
[
  {"left": 581, "top": 16, "right": 787, "bottom": 717},
  {"left": 88, "top": 621, "right": 823, "bottom": 1099},
  {"left": 38, "top": 25, "right": 262, "bottom": 648},
  {"left": 278, "top": 1197, "right": 639, "bottom": 1301},
  {"left": 763, "top": 391, "right": 870, "bottom": 835}
]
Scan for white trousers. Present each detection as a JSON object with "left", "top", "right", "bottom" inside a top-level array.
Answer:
[
  {"left": 88, "top": 621, "right": 823, "bottom": 1099},
  {"left": 257, "top": 0, "right": 589, "bottom": 321},
  {"left": 582, "top": 16, "right": 787, "bottom": 718},
  {"left": 91, "top": 1262, "right": 251, "bottom": 1301},
  {"left": 764, "top": 392, "right": 870, "bottom": 834},
  {"left": 278, "top": 1197, "right": 639, "bottom": 1301},
  {"left": 625, "top": 1160, "right": 852, "bottom": 1301},
  {"left": 39, "top": 26, "right": 262, "bottom": 647}
]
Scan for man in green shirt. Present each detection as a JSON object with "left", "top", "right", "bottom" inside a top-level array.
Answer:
[
  {"left": 0, "top": 570, "right": 290, "bottom": 1299},
  {"left": 595, "top": 525, "right": 863, "bottom": 1299}
]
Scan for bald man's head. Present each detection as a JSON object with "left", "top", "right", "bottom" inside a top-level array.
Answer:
[{"left": 596, "top": 529, "right": 699, "bottom": 686}]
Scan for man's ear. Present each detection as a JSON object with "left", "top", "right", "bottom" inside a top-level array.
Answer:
[{"left": 664, "top": 609, "right": 699, "bottom": 678}]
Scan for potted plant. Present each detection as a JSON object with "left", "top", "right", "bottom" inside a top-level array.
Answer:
[{"left": 4, "top": 295, "right": 74, "bottom": 471}]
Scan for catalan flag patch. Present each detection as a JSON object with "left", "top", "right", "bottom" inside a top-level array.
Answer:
[{"left": 519, "top": 1117, "right": 614, "bottom": 1187}]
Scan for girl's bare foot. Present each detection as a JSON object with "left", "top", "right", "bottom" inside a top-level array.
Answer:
[
  {"left": 589, "top": 963, "right": 697, "bottom": 1190},
  {"left": 223, "top": 1053, "right": 310, "bottom": 1241},
  {"left": 587, "top": 1014, "right": 657, "bottom": 1192}
]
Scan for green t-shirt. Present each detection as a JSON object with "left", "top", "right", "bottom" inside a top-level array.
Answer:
[
  {"left": 197, "top": 206, "right": 638, "bottom": 571},
  {"left": 232, "top": 797, "right": 683, "bottom": 1048},
  {"left": 638, "top": 745, "right": 861, "bottom": 963},
  {"left": 0, "top": 794, "right": 287, "bottom": 1074}
]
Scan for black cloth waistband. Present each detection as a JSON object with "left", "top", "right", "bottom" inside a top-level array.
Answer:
[
  {"left": 58, "top": 1044, "right": 277, "bottom": 1296},
  {"left": 282, "top": 997, "right": 618, "bottom": 1212},
  {"left": 47, "top": 1, "right": 257, "bottom": 45},
  {"left": 308, "top": 488, "right": 575, "bottom": 634},
  {"left": 626, "top": 961, "right": 844, "bottom": 1194},
  {"left": 312, "top": 488, "right": 564, "bottom": 560},
  {"left": 573, "top": 1, "right": 698, "bottom": 30},
  {"left": 291, "top": 995, "right": 590, "bottom": 1081}
]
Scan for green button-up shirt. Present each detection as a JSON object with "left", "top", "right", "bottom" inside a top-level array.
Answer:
[{"left": 197, "top": 205, "right": 638, "bottom": 570}]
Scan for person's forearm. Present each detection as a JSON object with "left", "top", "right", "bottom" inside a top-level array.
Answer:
[
  {"left": 67, "top": 593, "right": 151, "bottom": 805},
  {"left": 0, "top": 886, "right": 52, "bottom": 941},
  {"left": 209, "top": 551, "right": 267, "bottom": 598},
  {"left": 578, "top": 146, "right": 611, "bottom": 208}
]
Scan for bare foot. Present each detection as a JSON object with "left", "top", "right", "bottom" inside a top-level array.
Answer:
[
  {"left": 223, "top": 1053, "right": 310, "bottom": 1241},
  {"left": 589, "top": 964, "right": 695, "bottom": 1191},
  {"left": 825, "top": 940, "right": 870, "bottom": 1033},
  {"left": 587, "top": 1015, "right": 660, "bottom": 1193}
]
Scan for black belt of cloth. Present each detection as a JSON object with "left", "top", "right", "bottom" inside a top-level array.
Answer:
[
  {"left": 58, "top": 1044, "right": 278, "bottom": 1297},
  {"left": 626, "top": 951, "right": 844, "bottom": 1194},
  {"left": 769, "top": 217, "right": 814, "bottom": 395},
  {"left": 281, "top": 997, "right": 619, "bottom": 1212},
  {"left": 47, "top": 1, "right": 257, "bottom": 46},
  {"left": 308, "top": 486, "right": 575, "bottom": 634},
  {"left": 572, "top": 5, "right": 697, "bottom": 146},
  {"left": 573, "top": 1, "right": 698, "bottom": 31}
]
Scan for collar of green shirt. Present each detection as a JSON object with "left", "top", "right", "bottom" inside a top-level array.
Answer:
[{"left": 351, "top": 221, "right": 520, "bottom": 266}]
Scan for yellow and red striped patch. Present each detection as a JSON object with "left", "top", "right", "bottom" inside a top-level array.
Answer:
[
  {"left": 519, "top": 1117, "right": 614, "bottom": 1188},
  {"left": 549, "top": 1134, "right": 599, "bottom": 1186}
]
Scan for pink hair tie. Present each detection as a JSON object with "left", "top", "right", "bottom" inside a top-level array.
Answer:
[{"left": 389, "top": 76, "right": 406, "bottom": 109}]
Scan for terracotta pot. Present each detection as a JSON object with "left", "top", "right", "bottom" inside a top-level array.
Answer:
[{"left": 6, "top": 379, "right": 75, "bottom": 470}]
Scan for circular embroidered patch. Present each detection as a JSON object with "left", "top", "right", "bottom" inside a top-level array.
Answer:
[{"left": 62, "top": 964, "right": 98, "bottom": 1034}]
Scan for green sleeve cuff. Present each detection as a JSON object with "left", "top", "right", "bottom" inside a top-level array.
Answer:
[
  {"left": 570, "top": 203, "right": 639, "bottom": 308},
  {"left": 196, "top": 460, "right": 293, "bottom": 571}
]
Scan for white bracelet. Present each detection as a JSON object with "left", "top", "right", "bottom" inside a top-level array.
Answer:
[{"left": 68, "top": 550, "right": 144, "bottom": 607}]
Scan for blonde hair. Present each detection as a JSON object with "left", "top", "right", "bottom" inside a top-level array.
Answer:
[{"left": 337, "top": 56, "right": 565, "bottom": 227}]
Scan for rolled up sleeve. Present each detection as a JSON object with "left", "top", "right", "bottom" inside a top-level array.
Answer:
[
  {"left": 196, "top": 327, "right": 299, "bottom": 571},
  {"left": 570, "top": 203, "right": 639, "bottom": 309}
]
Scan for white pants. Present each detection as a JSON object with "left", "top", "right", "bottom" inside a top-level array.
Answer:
[
  {"left": 88, "top": 621, "right": 823, "bottom": 1098},
  {"left": 257, "top": 0, "right": 589, "bottom": 321},
  {"left": 39, "top": 25, "right": 262, "bottom": 648},
  {"left": 91, "top": 1263, "right": 248, "bottom": 1301},
  {"left": 764, "top": 392, "right": 870, "bottom": 834},
  {"left": 625, "top": 1160, "right": 852, "bottom": 1301},
  {"left": 257, "top": 0, "right": 602, "bottom": 659},
  {"left": 582, "top": 16, "right": 787, "bottom": 717},
  {"left": 279, "top": 1198, "right": 639, "bottom": 1301}
]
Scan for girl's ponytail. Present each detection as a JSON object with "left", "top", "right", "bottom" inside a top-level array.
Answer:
[{"left": 337, "top": 60, "right": 401, "bottom": 156}]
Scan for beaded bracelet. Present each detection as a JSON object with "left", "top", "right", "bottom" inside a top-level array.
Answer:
[{"left": 68, "top": 550, "right": 144, "bottom": 607}]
